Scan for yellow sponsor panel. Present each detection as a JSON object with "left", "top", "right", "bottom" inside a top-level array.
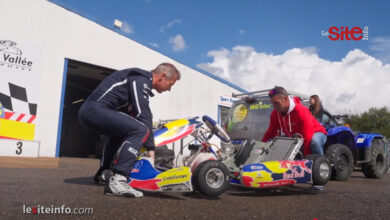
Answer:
[
  {"left": 242, "top": 162, "right": 288, "bottom": 187},
  {"left": 164, "top": 119, "right": 189, "bottom": 130},
  {"left": 242, "top": 171, "right": 274, "bottom": 187},
  {"left": 0, "top": 118, "right": 35, "bottom": 140},
  {"left": 156, "top": 167, "right": 191, "bottom": 187},
  {"left": 262, "top": 161, "right": 289, "bottom": 173},
  {"left": 154, "top": 119, "right": 189, "bottom": 144}
]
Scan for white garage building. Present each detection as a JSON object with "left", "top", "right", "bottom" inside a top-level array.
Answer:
[{"left": 0, "top": 0, "right": 246, "bottom": 159}]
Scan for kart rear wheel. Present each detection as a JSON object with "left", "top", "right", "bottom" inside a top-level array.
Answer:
[
  {"left": 325, "top": 144, "right": 353, "bottom": 181},
  {"left": 192, "top": 160, "right": 230, "bottom": 197},
  {"left": 305, "top": 154, "right": 331, "bottom": 185},
  {"left": 362, "top": 139, "right": 387, "bottom": 178}
]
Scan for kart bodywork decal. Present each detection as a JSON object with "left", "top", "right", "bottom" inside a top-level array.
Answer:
[
  {"left": 129, "top": 159, "right": 192, "bottom": 192},
  {"left": 156, "top": 167, "right": 191, "bottom": 187},
  {"left": 154, "top": 119, "right": 196, "bottom": 146},
  {"left": 241, "top": 160, "right": 312, "bottom": 188}
]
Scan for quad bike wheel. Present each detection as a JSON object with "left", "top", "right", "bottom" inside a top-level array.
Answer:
[
  {"left": 305, "top": 154, "right": 331, "bottom": 185},
  {"left": 325, "top": 144, "right": 353, "bottom": 181},
  {"left": 192, "top": 160, "right": 230, "bottom": 196},
  {"left": 362, "top": 139, "right": 387, "bottom": 178}
]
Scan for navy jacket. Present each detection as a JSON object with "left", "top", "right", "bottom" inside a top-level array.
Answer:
[{"left": 86, "top": 68, "right": 155, "bottom": 150}]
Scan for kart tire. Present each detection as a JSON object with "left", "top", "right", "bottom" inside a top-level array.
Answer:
[
  {"left": 192, "top": 160, "right": 230, "bottom": 197},
  {"left": 234, "top": 139, "right": 254, "bottom": 167},
  {"left": 325, "top": 144, "right": 353, "bottom": 181},
  {"left": 362, "top": 139, "right": 387, "bottom": 178},
  {"left": 305, "top": 154, "right": 331, "bottom": 185}
]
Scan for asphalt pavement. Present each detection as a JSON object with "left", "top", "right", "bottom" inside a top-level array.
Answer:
[{"left": 1, "top": 157, "right": 389, "bottom": 220}]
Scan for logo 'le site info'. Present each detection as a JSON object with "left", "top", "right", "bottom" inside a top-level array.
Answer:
[{"left": 322, "top": 26, "right": 368, "bottom": 41}]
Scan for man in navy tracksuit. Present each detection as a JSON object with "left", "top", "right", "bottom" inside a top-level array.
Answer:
[{"left": 79, "top": 63, "right": 180, "bottom": 197}]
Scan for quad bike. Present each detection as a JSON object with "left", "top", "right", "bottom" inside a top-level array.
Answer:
[
  {"left": 202, "top": 115, "right": 332, "bottom": 190},
  {"left": 127, "top": 117, "right": 230, "bottom": 196}
]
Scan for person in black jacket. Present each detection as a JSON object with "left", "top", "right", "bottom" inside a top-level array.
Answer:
[
  {"left": 309, "top": 95, "right": 324, "bottom": 122},
  {"left": 79, "top": 63, "right": 180, "bottom": 197}
]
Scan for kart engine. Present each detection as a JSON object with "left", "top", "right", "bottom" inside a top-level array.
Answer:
[{"left": 154, "top": 146, "right": 175, "bottom": 171}]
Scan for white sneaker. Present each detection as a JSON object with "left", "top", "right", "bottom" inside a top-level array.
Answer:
[{"left": 104, "top": 174, "right": 143, "bottom": 198}]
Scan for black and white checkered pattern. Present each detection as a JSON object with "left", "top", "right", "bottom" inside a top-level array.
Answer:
[{"left": 0, "top": 82, "right": 37, "bottom": 115}]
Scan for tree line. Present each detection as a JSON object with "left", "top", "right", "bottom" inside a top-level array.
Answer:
[{"left": 345, "top": 107, "right": 390, "bottom": 138}]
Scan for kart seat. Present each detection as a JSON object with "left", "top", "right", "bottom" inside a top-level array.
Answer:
[
  {"left": 234, "top": 139, "right": 255, "bottom": 167},
  {"left": 262, "top": 137, "right": 303, "bottom": 161}
]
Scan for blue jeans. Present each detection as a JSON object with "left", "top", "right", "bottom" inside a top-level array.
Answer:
[{"left": 310, "top": 132, "right": 327, "bottom": 155}]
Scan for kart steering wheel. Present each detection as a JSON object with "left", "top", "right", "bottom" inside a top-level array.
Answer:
[{"left": 202, "top": 115, "right": 231, "bottom": 143}]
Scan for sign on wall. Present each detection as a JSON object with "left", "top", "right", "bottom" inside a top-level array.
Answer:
[
  {"left": 0, "top": 39, "right": 41, "bottom": 156},
  {"left": 218, "top": 95, "right": 239, "bottom": 108}
]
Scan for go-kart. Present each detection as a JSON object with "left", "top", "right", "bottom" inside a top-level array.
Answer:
[
  {"left": 202, "top": 115, "right": 332, "bottom": 190},
  {"left": 127, "top": 117, "right": 230, "bottom": 196}
]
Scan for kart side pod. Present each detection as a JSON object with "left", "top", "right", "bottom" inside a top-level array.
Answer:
[
  {"left": 129, "top": 158, "right": 193, "bottom": 192},
  {"left": 239, "top": 160, "right": 313, "bottom": 188}
]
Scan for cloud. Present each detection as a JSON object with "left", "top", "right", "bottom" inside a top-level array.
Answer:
[
  {"left": 169, "top": 34, "right": 186, "bottom": 51},
  {"left": 197, "top": 46, "right": 390, "bottom": 114},
  {"left": 239, "top": 29, "right": 245, "bottom": 35},
  {"left": 149, "top": 42, "right": 159, "bottom": 48},
  {"left": 370, "top": 36, "right": 390, "bottom": 64},
  {"left": 121, "top": 21, "right": 134, "bottom": 34},
  {"left": 160, "top": 19, "right": 181, "bottom": 33}
]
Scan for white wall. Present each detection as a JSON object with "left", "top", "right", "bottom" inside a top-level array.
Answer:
[{"left": 0, "top": 0, "right": 242, "bottom": 157}]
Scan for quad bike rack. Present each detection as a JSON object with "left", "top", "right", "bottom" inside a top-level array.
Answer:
[{"left": 232, "top": 88, "right": 310, "bottom": 101}]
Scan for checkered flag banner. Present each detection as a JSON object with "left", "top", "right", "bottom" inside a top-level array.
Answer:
[{"left": 0, "top": 82, "right": 37, "bottom": 115}]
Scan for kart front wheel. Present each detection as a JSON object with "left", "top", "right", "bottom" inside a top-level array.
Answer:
[
  {"left": 305, "top": 154, "right": 331, "bottom": 185},
  {"left": 192, "top": 160, "right": 230, "bottom": 196}
]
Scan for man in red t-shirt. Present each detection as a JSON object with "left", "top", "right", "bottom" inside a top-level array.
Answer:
[{"left": 262, "top": 86, "right": 327, "bottom": 155}]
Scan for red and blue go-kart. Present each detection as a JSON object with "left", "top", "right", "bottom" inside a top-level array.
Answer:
[
  {"left": 127, "top": 117, "right": 230, "bottom": 197},
  {"left": 202, "top": 115, "right": 332, "bottom": 190}
]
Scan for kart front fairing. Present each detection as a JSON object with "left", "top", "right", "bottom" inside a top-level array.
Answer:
[
  {"left": 129, "top": 158, "right": 193, "bottom": 192},
  {"left": 233, "top": 160, "right": 313, "bottom": 188},
  {"left": 128, "top": 117, "right": 201, "bottom": 192}
]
